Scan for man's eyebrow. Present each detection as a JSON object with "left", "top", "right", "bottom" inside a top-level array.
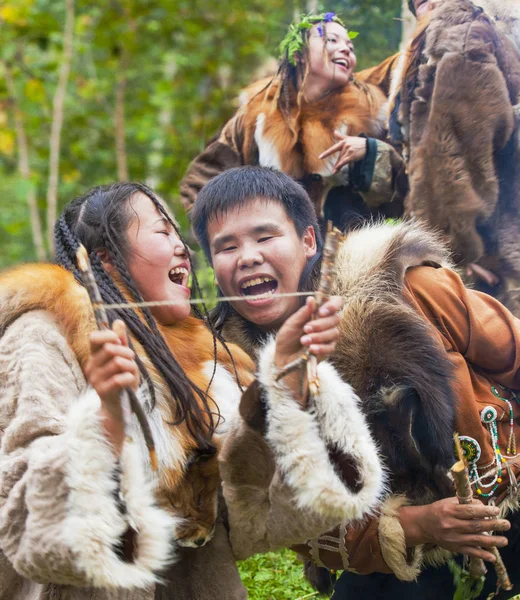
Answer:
[
  {"left": 212, "top": 223, "right": 283, "bottom": 248},
  {"left": 212, "top": 233, "right": 236, "bottom": 249}
]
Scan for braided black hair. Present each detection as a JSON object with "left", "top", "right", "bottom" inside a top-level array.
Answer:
[{"left": 54, "top": 181, "right": 234, "bottom": 449}]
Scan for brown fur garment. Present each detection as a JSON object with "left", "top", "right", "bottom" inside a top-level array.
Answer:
[{"left": 406, "top": 0, "right": 515, "bottom": 265}]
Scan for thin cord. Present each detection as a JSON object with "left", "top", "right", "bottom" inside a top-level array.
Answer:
[{"left": 99, "top": 290, "right": 315, "bottom": 311}]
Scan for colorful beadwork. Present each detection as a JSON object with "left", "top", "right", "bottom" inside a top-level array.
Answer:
[
  {"left": 491, "top": 385, "right": 517, "bottom": 455},
  {"left": 474, "top": 404, "right": 503, "bottom": 498},
  {"left": 481, "top": 405, "right": 498, "bottom": 424},
  {"left": 458, "top": 436, "right": 481, "bottom": 463}
]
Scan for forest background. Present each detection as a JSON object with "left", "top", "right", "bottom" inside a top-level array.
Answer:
[{"left": 0, "top": 1, "right": 406, "bottom": 596}]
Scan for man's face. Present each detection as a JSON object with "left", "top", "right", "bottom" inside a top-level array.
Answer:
[{"left": 207, "top": 199, "right": 317, "bottom": 331}]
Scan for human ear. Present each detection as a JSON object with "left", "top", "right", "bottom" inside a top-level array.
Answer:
[
  {"left": 97, "top": 249, "right": 115, "bottom": 274},
  {"left": 302, "top": 226, "right": 317, "bottom": 258}
]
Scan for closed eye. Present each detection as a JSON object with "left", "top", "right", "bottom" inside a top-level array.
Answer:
[{"left": 258, "top": 236, "right": 273, "bottom": 243}]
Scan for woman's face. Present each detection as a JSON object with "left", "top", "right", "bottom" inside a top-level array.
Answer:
[
  {"left": 305, "top": 22, "right": 357, "bottom": 90},
  {"left": 117, "top": 192, "right": 192, "bottom": 325},
  {"left": 208, "top": 199, "right": 317, "bottom": 331}
]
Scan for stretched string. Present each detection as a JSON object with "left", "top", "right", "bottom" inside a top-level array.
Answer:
[{"left": 100, "top": 290, "right": 315, "bottom": 311}]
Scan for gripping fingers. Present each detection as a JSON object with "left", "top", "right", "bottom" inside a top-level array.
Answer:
[
  {"left": 97, "top": 372, "right": 137, "bottom": 399},
  {"left": 301, "top": 328, "right": 339, "bottom": 347},
  {"left": 309, "top": 342, "right": 336, "bottom": 357},
  {"left": 459, "top": 546, "right": 497, "bottom": 564},
  {"left": 459, "top": 519, "right": 511, "bottom": 535}
]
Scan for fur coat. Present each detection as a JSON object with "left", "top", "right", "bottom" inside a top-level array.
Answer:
[
  {"left": 389, "top": 0, "right": 520, "bottom": 316},
  {"left": 180, "top": 75, "right": 407, "bottom": 230},
  {"left": 222, "top": 221, "right": 520, "bottom": 587},
  {"left": 0, "top": 264, "right": 385, "bottom": 600}
]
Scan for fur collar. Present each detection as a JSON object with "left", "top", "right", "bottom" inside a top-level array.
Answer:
[{"left": 238, "top": 76, "right": 388, "bottom": 180}]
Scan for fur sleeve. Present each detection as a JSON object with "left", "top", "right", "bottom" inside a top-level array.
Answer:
[
  {"left": 0, "top": 312, "right": 175, "bottom": 589},
  {"left": 220, "top": 338, "right": 386, "bottom": 559}
]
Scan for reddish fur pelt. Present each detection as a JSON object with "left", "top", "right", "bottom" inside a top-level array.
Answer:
[{"left": 0, "top": 263, "right": 254, "bottom": 545}]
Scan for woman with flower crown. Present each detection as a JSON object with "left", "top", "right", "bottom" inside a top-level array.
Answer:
[{"left": 180, "top": 12, "right": 407, "bottom": 232}]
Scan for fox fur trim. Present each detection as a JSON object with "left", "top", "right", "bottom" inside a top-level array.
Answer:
[
  {"left": 331, "top": 221, "right": 458, "bottom": 504},
  {"left": 257, "top": 337, "right": 386, "bottom": 523},
  {"left": 378, "top": 495, "right": 423, "bottom": 581}
]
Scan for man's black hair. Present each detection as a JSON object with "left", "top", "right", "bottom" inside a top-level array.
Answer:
[{"left": 192, "top": 166, "right": 323, "bottom": 262}]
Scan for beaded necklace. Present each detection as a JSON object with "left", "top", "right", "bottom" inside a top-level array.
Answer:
[{"left": 458, "top": 385, "right": 519, "bottom": 499}]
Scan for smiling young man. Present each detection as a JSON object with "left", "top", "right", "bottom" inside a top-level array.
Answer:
[{"left": 192, "top": 166, "right": 520, "bottom": 599}]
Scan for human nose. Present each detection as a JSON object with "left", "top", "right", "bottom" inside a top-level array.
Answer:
[
  {"left": 337, "top": 41, "right": 351, "bottom": 55},
  {"left": 173, "top": 240, "right": 189, "bottom": 258},
  {"left": 237, "top": 244, "right": 263, "bottom": 269}
]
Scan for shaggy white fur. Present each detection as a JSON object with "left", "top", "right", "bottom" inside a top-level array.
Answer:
[
  {"left": 258, "top": 338, "right": 386, "bottom": 522},
  {"left": 64, "top": 387, "right": 176, "bottom": 589}
]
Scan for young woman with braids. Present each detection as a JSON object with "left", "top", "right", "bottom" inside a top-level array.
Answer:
[
  {"left": 0, "top": 181, "right": 386, "bottom": 600},
  {"left": 180, "top": 11, "right": 407, "bottom": 232}
]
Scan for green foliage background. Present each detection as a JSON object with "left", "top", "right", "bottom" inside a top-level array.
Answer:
[
  {"left": 0, "top": 0, "right": 401, "bottom": 274},
  {"left": 0, "top": 2, "right": 401, "bottom": 593}
]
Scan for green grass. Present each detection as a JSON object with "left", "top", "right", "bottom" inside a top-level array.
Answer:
[{"left": 238, "top": 548, "right": 320, "bottom": 600}]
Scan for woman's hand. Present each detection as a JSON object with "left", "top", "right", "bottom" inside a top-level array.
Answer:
[
  {"left": 319, "top": 130, "right": 367, "bottom": 173},
  {"left": 85, "top": 319, "right": 139, "bottom": 453},
  {"left": 274, "top": 296, "right": 343, "bottom": 407},
  {"left": 399, "top": 497, "right": 510, "bottom": 563}
]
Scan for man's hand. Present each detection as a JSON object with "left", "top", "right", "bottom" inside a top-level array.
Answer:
[
  {"left": 274, "top": 296, "right": 342, "bottom": 408},
  {"left": 275, "top": 296, "right": 343, "bottom": 369},
  {"left": 319, "top": 130, "right": 367, "bottom": 174},
  {"left": 399, "top": 497, "right": 510, "bottom": 563}
]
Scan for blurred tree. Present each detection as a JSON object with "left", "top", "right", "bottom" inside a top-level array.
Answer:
[{"left": 0, "top": 0, "right": 401, "bottom": 286}]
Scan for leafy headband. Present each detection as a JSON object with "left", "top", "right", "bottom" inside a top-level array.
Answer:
[{"left": 279, "top": 12, "right": 359, "bottom": 66}]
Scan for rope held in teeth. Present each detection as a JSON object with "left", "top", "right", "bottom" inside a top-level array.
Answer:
[{"left": 97, "top": 291, "right": 315, "bottom": 311}]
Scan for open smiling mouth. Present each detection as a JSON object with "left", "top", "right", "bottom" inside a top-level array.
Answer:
[
  {"left": 169, "top": 266, "right": 189, "bottom": 287},
  {"left": 240, "top": 277, "right": 278, "bottom": 297},
  {"left": 333, "top": 58, "right": 349, "bottom": 70}
]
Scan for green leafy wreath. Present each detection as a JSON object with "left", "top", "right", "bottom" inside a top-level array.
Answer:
[{"left": 279, "top": 12, "right": 359, "bottom": 66}]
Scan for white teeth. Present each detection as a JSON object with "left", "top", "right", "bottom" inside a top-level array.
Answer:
[
  {"left": 240, "top": 276, "right": 275, "bottom": 290},
  {"left": 169, "top": 267, "right": 188, "bottom": 276}
]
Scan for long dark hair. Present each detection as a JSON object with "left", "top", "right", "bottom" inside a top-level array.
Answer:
[{"left": 54, "top": 181, "right": 223, "bottom": 448}]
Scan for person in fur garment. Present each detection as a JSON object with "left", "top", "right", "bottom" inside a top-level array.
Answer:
[
  {"left": 191, "top": 166, "right": 520, "bottom": 599},
  {"left": 389, "top": 0, "right": 520, "bottom": 318},
  {"left": 0, "top": 182, "right": 386, "bottom": 600},
  {"left": 179, "top": 11, "right": 407, "bottom": 232}
]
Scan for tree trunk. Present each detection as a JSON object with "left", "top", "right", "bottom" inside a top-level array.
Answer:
[
  {"left": 115, "top": 51, "right": 129, "bottom": 180},
  {"left": 3, "top": 62, "right": 47, "bottom": 261},
  {"left": 46, "top": 0, "right": 75, "bottom": 255},
  {"left": 401, "top": 0, "right": 416, "bottom": 47}
]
